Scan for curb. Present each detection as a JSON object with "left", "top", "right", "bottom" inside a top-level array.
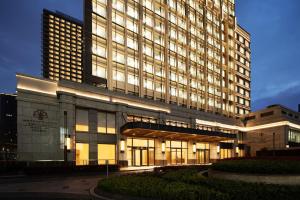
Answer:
[{"left": 89, "top": 186, "right": 114, "bottom": 200}]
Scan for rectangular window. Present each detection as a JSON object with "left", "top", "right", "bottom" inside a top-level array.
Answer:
[
  {"left": 98, "top": 144, "right": 116, "bottom": 164},
  {"left": 76, "top": 143, "right": 89, "bottom": 165},
  {"left": 97, "top": 112, "right": 116, "bottom": 134},
  {"left": 76, "top": 109, "right": 89, "bottom": 132}
]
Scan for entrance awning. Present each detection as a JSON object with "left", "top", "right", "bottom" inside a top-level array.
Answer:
[{"left": 121, "top": 122, "right": 236, "bottom": 142}]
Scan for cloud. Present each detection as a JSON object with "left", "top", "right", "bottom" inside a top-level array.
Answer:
[{"left": 252, "top": 83, "right": 300, "bottom": 111}]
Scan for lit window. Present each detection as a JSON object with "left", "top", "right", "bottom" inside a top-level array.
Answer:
[
  {"left": 97, "top": 112, "right": 116, "bottom": 134},
  {"left": 112, "top": 0, "right": 125, "bottom": 12},
  {"left": 113, "top": 70, "right": 125, "bottom": 82},
  {"left": 128, "top": 73, "right": 139, "bottom": 85},
  {"left": 76, "top": 143, "right": 89, "bottom": 165},
  {"left": 98, "top": 144, "right": 116, "bottom": 164},
  {"left": 76, "top": 109, "right": 89, "bottom": 132},
  {"left": 127, "top": 5, "right": 138, "bottom": 19}
]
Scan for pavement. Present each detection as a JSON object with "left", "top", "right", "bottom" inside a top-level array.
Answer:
[
  {"left": 0, "top": 173, "right": 104, "bottom": 199},
  {"left": 0, "top": 168, "right": 155, "bottom": 200}
]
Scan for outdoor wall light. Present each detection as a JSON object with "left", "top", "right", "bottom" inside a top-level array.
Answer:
[
  {"left": 66, "top": 137, "right": 71, "bottom": 150},
  {"left": 193, "top": 143, "right": 196, "bottom": 153},
  {"left": 286, "top": 144, "right": 290, "bottom": 148},
  {"left": 235, "top": 146, "right": 239, "bottom": 154},
  {"left": 120, "top": 139, "right": 125, "bottom": 153},
  {"left": 162, "top": 141, "right": 166, "bottom": 153},
  {"left": 217, "top": 145, "right": 220, "bottom": 154}
]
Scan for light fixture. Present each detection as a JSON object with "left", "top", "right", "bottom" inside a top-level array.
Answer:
[
  {"left": 235, "top": 146, "right": 239, "bottom": 154},
  {"left": 162, "top": 141, "right": 166, "bottom": 153},
  {"left": 120, "top": 139, "right": 125, "bottom": 153},
  {"left": 193, "top": 143, "right": 196, "bottom": 153},
  {"left": 66, "top": 137, "right": 71, "bottom": 150},
  {"left": 217, "top": 145, "right": 220, "bottom": 154},
  {"left": 286, "top": 144, "right": 290, "bottom": 149}
]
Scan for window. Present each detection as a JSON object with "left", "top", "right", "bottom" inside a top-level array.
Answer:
[
  {"left": 76, "top": 109, "right": 88, "bottom": 132},
  {"left": 98, "top": 144, "right": 116, "bottom": 164},
  {"left": 112, "top": 0, "right": 124, "bottom": 12},
  {"left": 112, "top": 51, "right": 125, "bottom": 64},
  {"left": 92, "top": 1, "right": 106, "bottom": 17},
  {"left": 97, "top": 112, "right": 116, "bottom": 134},
  {"left": 113, "top": 70, "right": 125, "bottom": 82},
  {"left": 112, "top": 30, "right": 124, "bottom": 44},
  {"left": 128, "top": 73, "right": 139, "bottom": 85},
  {"left": 76, "top": 143, "right": 89, "bottom": 165},
  {"left": 128, "top": 4, "right": 139, "bottom": 19}
]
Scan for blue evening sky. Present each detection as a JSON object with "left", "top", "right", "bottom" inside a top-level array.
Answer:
[{"left": 0, "top": 0, "right": 299, "bottom": 111}]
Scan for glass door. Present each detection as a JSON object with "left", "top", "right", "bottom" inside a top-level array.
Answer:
[
  {"left": 133, "top": 148, "right": 141, "bottom": 166},
  {"left": 171, "top": 148, "right": 182, "bottom": 165},
  {"left": 141, "top": 149, "right": 148, "bottom": 166}
]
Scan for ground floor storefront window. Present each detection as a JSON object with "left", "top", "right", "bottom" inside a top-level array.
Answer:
[
  {"left": 220, "top": 149, "right": 233, "bottom": 159},
  {"left": 196, "top": 143, "right": 210, "bottom": 164},
  {"left": 127, "top": 138, "right": 155, "bottom": 167},
  {"left": 165, "top": 141, "right": 188, "bottom": 165},
  {"left": 98, "top": 144, "right": 116, "bottom": 165},
  {"left": 76, "top": 143, "right": 89, "bottom": 165}
]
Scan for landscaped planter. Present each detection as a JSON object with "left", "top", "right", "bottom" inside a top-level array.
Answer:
[{"left": 208, "top": 169, "right": 300, "bottom": 185}]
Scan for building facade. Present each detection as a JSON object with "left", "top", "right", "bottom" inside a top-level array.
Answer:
[
  {"left": 18, "top": 0, "right": 300, "bottom": 168},
  {"left": 17, "top": 74, "right": 241, "bottom": 166},
  {"left": 0, "top": 94, "right": 17, "bottom": 160},
  {"left": 235, "top": 25, "right": 251, "bottom": 117},
  {"left": 42, "top": 9, "right": 83, "bottom": 83},
  {"left": 242, "top": 105, "right": 300, "bottom": 156},
  {"left": 84, "top": 0, "right": 247, "bottom": 118}
]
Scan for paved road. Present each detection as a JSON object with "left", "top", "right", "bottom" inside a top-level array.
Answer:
[{"left": 0, "top": 173, "right": 105, "bottom": 199}]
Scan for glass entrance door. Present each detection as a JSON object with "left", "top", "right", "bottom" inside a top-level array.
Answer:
[
  {"left": 171, "top": 148, "right": 182, "bottom": 165},
  {"left": 132, "top": 147, "right": 151, "bottom": 166},
  {"left": 133, "top": 148, "right": 141, "bottom": 166},
  {"left": 196, "top": 150, "right": 210, "bottom": 164}
]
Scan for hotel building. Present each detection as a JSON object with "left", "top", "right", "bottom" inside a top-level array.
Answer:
[
  {"left": 42, "top": 9, "right": 83, "bottom": 83},
  {"left": 16, "top": 0, "right": 300, "bottom": 167}
]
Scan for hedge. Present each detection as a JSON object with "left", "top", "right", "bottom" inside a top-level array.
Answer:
[
  {"left": 211, "top": 159, "right": 300, "bottom": 175},
  {"left": 98, "top": 168, "right": 300, "bottom": 200}
]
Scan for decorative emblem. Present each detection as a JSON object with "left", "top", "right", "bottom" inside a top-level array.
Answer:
[{"left": 33, "top": 109, "right": 48, "bottom": 121}]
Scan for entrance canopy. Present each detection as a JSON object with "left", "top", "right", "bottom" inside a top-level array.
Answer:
[{"left": 121, "top": 122, "right": 236, "bottom": 142}]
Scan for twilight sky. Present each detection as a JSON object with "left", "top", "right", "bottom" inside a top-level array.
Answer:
[{"left": 0, "top": 0, "right": 299, "bottom": 111}]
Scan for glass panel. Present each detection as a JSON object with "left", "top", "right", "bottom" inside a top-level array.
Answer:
[
  {"left": 171, "top": 150, "right": 177, "bottom": 165},
  {"left": 76, "top": 143, "right": 89, "bottom": 165},
  {"left": 166, "top": 148, "right": 171, "bottom": 165},
  {"left": 149, "top": 148, "right": 155, "bottom": 166},
  {"left": 134, "top": 149, "right": 141, "bottom": 166},
  {"left": 97, "top": 112, "right": 106, "bottom": 133},
  {"left": 171, "top": 141, "right": 181, "bottom": 148},
  {"left": 107, "top": 113, "right": 116, "bottom": 134},
  {"left": 182, "top": 149, "right": 187, "bottom": 164},
  {"left": 127, "top": 138, "right": 132, "bottom": 146},
  {"left": 98, "top": 144, "right": 116, "bottom": 165},
  {"left": 76, "top": 109, "right": 89, "bottom": 132},
  {"left": 148, "top": 139, "right": 154, "bottom": 147},
  {"left": 142, "top": 149, "right": 148, "bottom": 166},
  {"left": 133, "top": 139, "right": 148, "bottom": 147},
  {"left": 127, "top": 147, "right": 132, "bottom": 167}
]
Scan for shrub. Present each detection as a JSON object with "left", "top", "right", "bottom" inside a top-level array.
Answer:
[
  {"left": 98, "top": 174, "right": 229, "bottom": 200},
  {"left": 211, "top": 159, "right": 300, "bottom": 175}
]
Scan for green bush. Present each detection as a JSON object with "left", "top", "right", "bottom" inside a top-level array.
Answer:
[
  {"left": 211, "top": 159, "right": 300, "bottom": 175},
  {"left": 98, "top": 174, "right": 228, "bottom": 200},
  {"left": 98, "top": 168, "right": 300, "bottom": 200}
]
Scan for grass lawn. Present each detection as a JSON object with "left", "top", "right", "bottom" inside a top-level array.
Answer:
[{"left": 97, "top": 167, "right": 300, "bottom": 200}]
